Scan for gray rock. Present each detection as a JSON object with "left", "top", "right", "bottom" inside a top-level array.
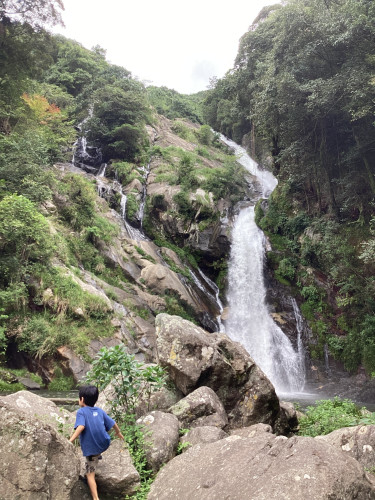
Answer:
[
  {"left": 155, "top": 314, "right": 215, "bottom": 394},
  {"left": 274, "top": 400, "right": 300, "bottom": 435},
  {"left": 141, "top": 264, "right": 196, "bottom": 309},
  {"left": 317, "top": 424, "right": 375, "bottom": 470},
  {"left": 169, "top": 386, "right": 228, "bottom": 429},
  {"left": 135, "top": 383, "right": 183, "bottom": 419},
  {"left": 230, "top": 422, "right": 273, "bottom": 438},
  {"left": 1, "top": 390, "right": 75, "bottom": 436},
  {"left": 136, "top": 411, "right": 180, "bottom": 473},
  {"left": 17, "top": 377, "right": 41, "bottom": 390},
  {"left": 155, "top": 314, "right": 280, "bottom": 430},
  {"left": 57, "top": 345, "right": 91, "bottom": 383},
  {"left": 0, "top": 396, "right": 80, "bottom": 499},
  {"left": 96, "top": 369, "right": 183, "bottom": 418},
  {"left": 148, "top": 433, "right": 375, "bottom": 500},
  {"left": 180, "top": 426, "right": 228, "bottom": 450},
  {"left": 79, "top": 439, "right": 140, "bottom": 497}
]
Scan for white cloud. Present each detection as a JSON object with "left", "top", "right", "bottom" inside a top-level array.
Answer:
[{"left": 54, "top": 0, "right": 279, "bottom": 94}]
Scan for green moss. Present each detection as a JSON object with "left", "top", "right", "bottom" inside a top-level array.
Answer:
[
  {"left": 134, "top": 246, "right": 156, "bottom": 264},
  {"left": 126, "top": 193, "right": 139, "bottom": 223},
  {"left": 162, "top": 254, "right": 192, "bottom": 281},
  {"left": 161, "top": 294, "right": 197, "bottom": 324}
]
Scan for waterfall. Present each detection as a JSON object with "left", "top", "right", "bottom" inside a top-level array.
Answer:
[
  {"left": 292, "top": 298, "right": 306, "bottom": 363},
  {"left": 97, "top": 163, "right": 107, "bottom": 178},
  {"left": 137, "top": 163, "right": 151, "bottom": 229},
  {"left": 189, "top": 268, "right": 225, "bottom": 332},
  {"left": 120, "top": 193, "right": 147, "bottom": 241},
  {"left": 72, "top": 107, "right": 102, "bottom": 172},
  {"left": 222, "top": 136, "right": 305, "bottom": 394}
]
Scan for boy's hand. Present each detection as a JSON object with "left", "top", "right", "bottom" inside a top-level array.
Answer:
[
  {"left": 69, "top": 425, "right": 85, "bottom": 443},
  {"left": 112, "top": 423, "right": 124, "bottom": 440}
]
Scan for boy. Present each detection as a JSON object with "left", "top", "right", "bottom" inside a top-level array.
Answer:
[{"left": 69, "top": 385, "right": 124, "bottom": 500}]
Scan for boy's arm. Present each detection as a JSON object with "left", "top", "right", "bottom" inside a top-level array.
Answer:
[
  {"left": 69, "top": 425, "right": 85, "bottom": 443},
  {"left": 111, "top": 423, "right": 124, "bottom": 440}
]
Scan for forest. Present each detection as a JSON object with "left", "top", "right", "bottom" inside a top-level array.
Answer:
[{"left": 0, "top": 0, "right": 375, "bottom": 387}]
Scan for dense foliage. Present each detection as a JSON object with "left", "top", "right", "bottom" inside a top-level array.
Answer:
[
  {"left": 146, "top": 86, "right": 205, "bottom": 123},
  {"left": 205, "top": 0, "right": 375, "bottom": 373},
  {"left": 298, "top": 397, "right": 375, "bottom": 437}
]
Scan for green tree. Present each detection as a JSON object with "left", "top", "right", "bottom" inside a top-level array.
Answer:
[
  {"left": 0, "top": 195, "right": 52, "bottom": 310},
  {"left": 84, "top": 82, "right": 149, "bottom": 161}
]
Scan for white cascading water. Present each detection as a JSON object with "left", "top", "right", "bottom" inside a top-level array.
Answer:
[
  {"left": 120, "top": 193, "right": 147, "bottom": 241},
  {"left": 136, "top": 163, "right": 151, "bottom": 229},
  {"left": 222, "top": 136, "right": 305, "bottom": 393}
]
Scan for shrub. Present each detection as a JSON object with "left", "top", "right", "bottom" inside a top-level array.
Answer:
[
  {"left": 173, "top": 191, "right": 195, "bottom": 220},
  {"left": 112, "top": 161, "right": 140, "bottom": 185},
  {"left": 0, "top": 194, "right": 53, "bottom": 288},
  {"left": 196, "top": 124, "right": 213, "bottom": 145},
  {"left": 126, "top": 193, "right": 139, "bottom": 222},
  {"left": 177, "top": 152, "right": 197, "bottom": 186},
  {"left": 171, "top": 121, "right": 195, "bottom": 142},
  {"left": 49, "top": 366, "right": 75, "bottom": 390},
  {"left": 298, "top": 397, "right": 364, "bottom": 437},
  {"left": 276, "top": 258, "right": 296, "bottom": 282},
  {"left": 85, "top": 215, "right": 118, "bottom": 245},
  {"left": 58, "top": 174, "right": 97, "bottom": 231},
  {"left": 85, "top": 344, "right": 166, "bottom": 419}
]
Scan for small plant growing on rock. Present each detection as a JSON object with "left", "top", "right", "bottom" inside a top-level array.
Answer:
[
  {"left": 176, "top": 441, "right": 191, "bottom": 454},
  {"left": 86, "top": 344, "right": 166, "bottom": 419}
]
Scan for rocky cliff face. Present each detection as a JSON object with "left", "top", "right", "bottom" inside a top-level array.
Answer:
[{"left": 4, "top": 115, "right": 252, "bottom": 386}]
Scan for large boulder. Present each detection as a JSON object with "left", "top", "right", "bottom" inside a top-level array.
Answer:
[
  {"left": 148, "top": 432, "right": 375, "bottom": 500},
  {"left": 0, "top": 395, "right": 80, "bottom": 499},
  {"left": 180, "top": 426, "right": 228, "bottom": 450},
  {"left": 79, "top": 439, "right": 140, "bottom": 497},
  {"left": 274, "top": 400, "right": 300, "bottom": 435},
  {"left": 230, "top": 422, "right": 272, "bottom": 438},
  {"left": 141, "top": 264, "right": 196, "bottom": 308},
  {"left": 1, "top": 390, "right": 75, "bottom": 436},
  {"left": 136, "top": 411, "right": 180, "bottom": 472},
  {"left": 317, "top": 425, "right": 375, "bottom": 470},
  {"left": 56, "top": 345, "right": 91, "bottom": 383},
  {"left": 169, "top": 386, "right": 228, "bottom": 429},
  {"left": 155, "top": 314, "right": 280, "bottom": 429}
]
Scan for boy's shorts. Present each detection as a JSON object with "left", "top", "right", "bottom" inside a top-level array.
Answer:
[{"left": 85, "top": 454, "right": 102, "bottom": 474}]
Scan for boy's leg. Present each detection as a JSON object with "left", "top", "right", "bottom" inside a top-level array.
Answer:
[
  {"left": 85, "top": 455, "right": 101, "bottom": 500},
  {"left": 86, "top": 471, "right": 99, "bottom": 500}
]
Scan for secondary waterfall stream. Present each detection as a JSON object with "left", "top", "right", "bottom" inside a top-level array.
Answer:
[{"left": 222, "top": 137, "right": 305, "bottom": 394}]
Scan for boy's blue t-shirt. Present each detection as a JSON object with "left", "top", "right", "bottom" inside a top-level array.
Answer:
[{"left": 74, "top": 406, "right": 115, "bottom": 456}]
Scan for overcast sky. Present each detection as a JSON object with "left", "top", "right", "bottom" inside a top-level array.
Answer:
[{"left": 54, "top": 0, "right": 277, "bottom": 94}]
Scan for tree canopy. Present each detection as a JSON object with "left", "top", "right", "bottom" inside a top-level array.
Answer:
[{"left": 203, "top": 0, "right": 375, "bottom": 219}]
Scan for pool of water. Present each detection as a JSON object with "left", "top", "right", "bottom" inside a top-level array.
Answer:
[
  {"left": 31, "top": 389, "right": 80, "bottom": 412},
  {"left": 278, "top": 383, "right": 375, "bottom": 412}
]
